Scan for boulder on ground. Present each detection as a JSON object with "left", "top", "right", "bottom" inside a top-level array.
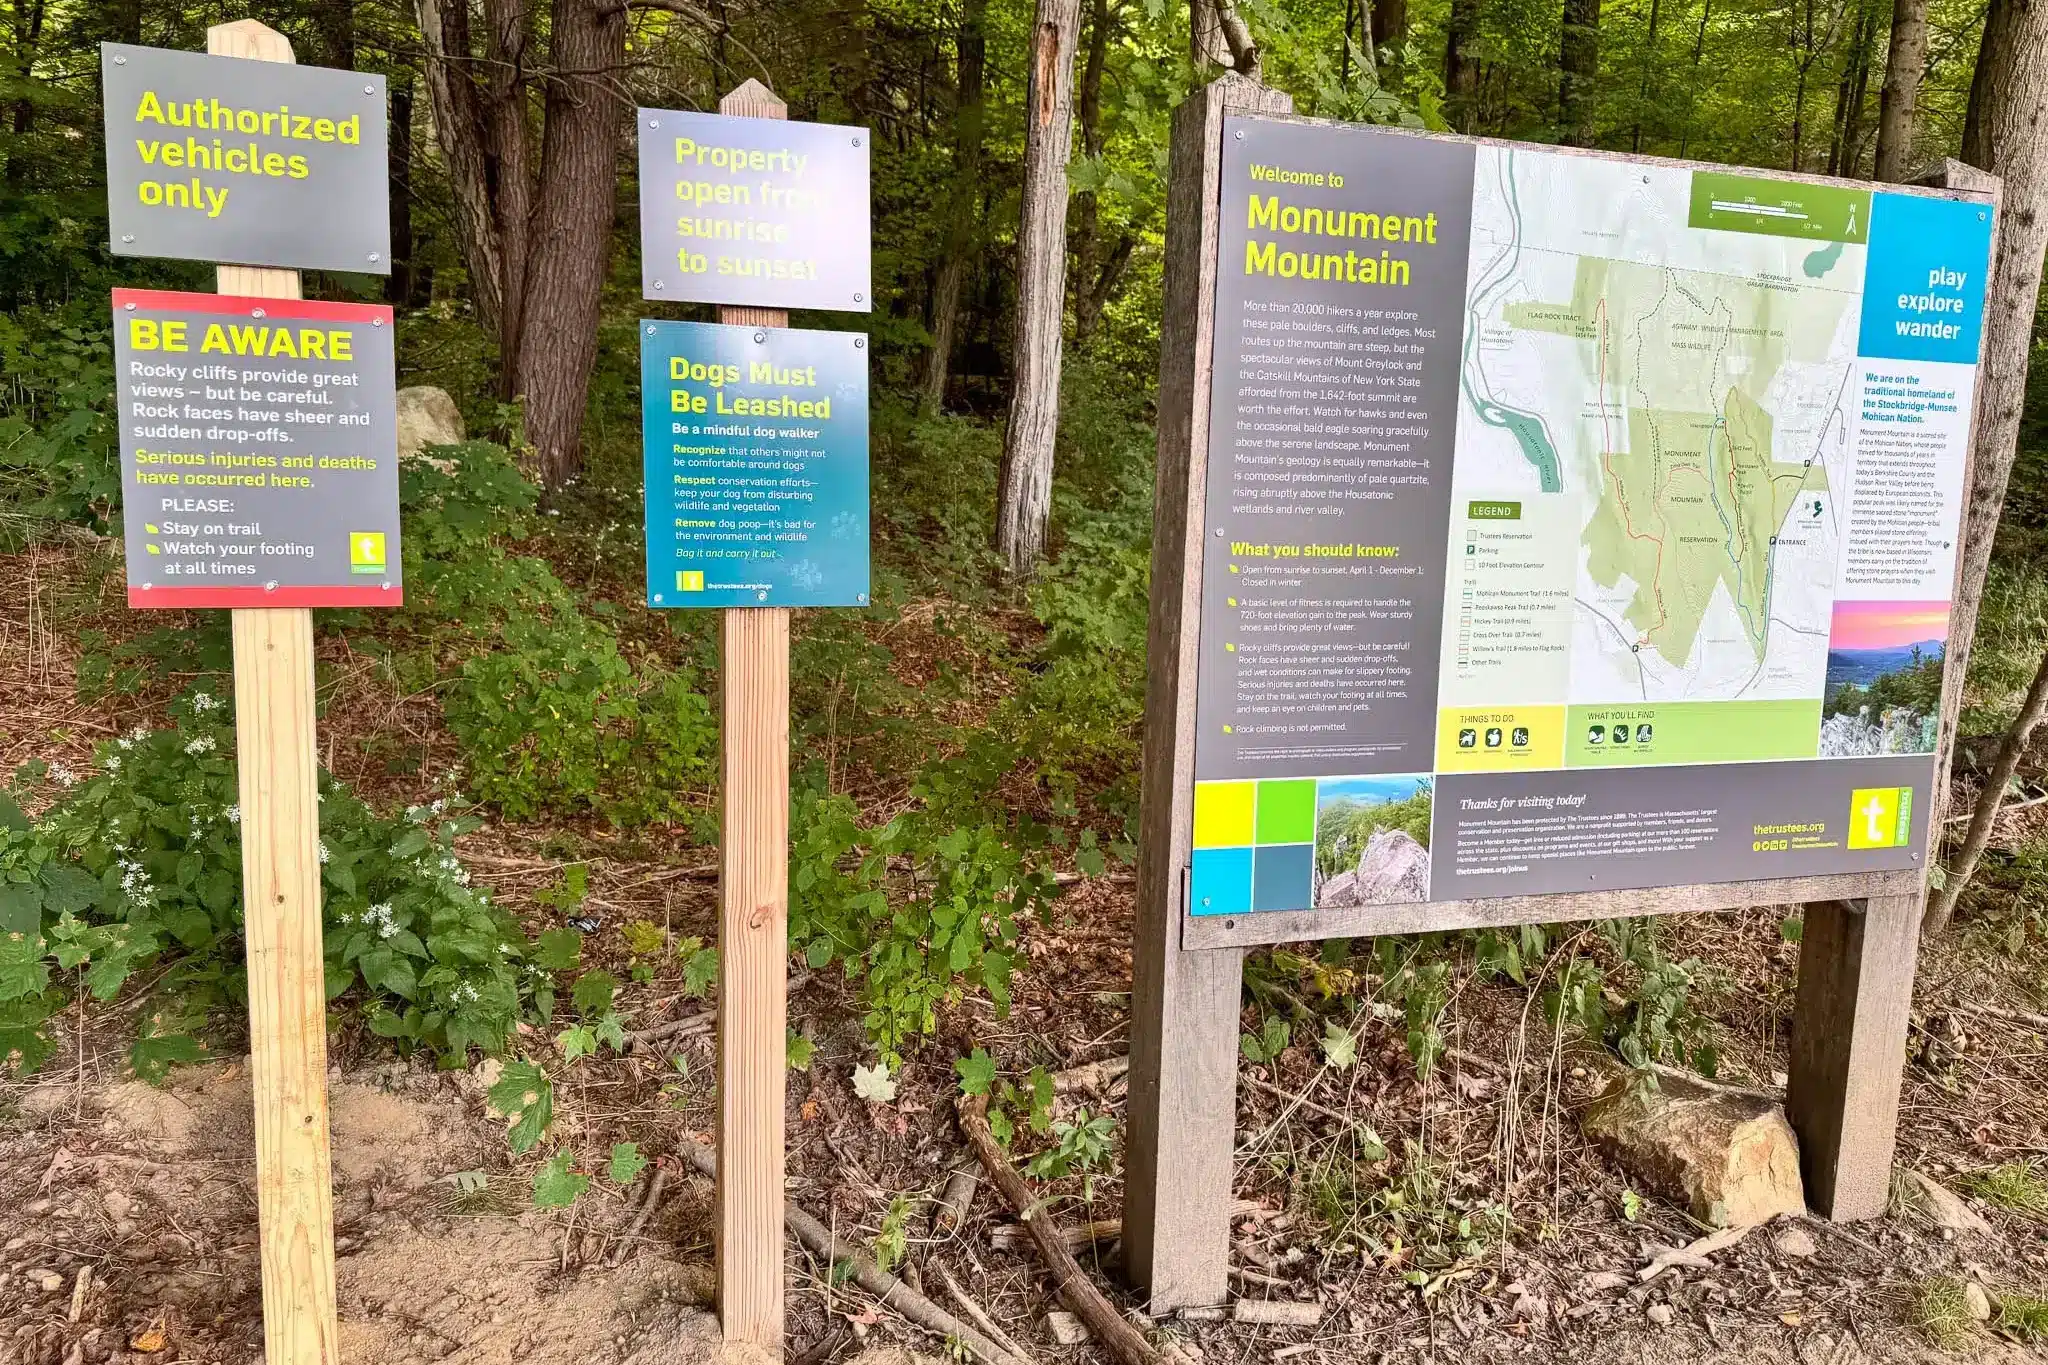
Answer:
[
  {"left": 1581, "top": 1069, "right": 1805, "bottom": 1227},
  {"left": 396, "top": 386, "right": 465, "bottom": 459}
]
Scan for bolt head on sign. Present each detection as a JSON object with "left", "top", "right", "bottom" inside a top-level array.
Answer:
[
  {"left": 113, "top": 289, "right": 402, "bottom": 608},
  {"left": 101, "top": 42, "right": 390, "bottom": 273},
  {"left": 637, "top": 108, "right": 871, "bottom": 311}
]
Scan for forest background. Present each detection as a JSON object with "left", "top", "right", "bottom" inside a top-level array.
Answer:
[{"left": 5, "top": 0, "right": 2048, "bottom": 1356}]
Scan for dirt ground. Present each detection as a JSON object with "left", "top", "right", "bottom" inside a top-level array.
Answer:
[{"left": 8, "top": 542, "right": 2048, "bottom": 1365}]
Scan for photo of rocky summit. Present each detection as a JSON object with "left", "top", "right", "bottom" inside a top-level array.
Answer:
[{"left": 1314, "top": 775, "right": 1433, "bottom": 907}]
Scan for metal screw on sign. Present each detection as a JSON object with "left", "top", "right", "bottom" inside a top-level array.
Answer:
[
  {"left": 364, "top": 85, "right": 374, "bottom": 95},
  {"left": 754, "top": 332, "right": 767, "bottom": 343},
  {"left": 648, "top": 118, "right": 660, "bottom": 129},
  {"left": 371, "top": 317, "right": 383, "bottom": 327},
  {"left": 653, "top": 593, "right": 665, "bottom": 604},
  {"left": 368, "top": 252, "right": 381, "bottom": 263},
  {"left": 382, "top": 582, "right": 393, "bottom": 591},
  {"left": 654, "top": 280, "right": 665, "bottom": 290},
  {"left": 121, "top": 235, "right": 134, "bottom": 244},
  {"left": 857, "top": 592, "right": 868, "bottom": 604},
  {"left": 264, "top": 581, "right": 279, "bottom": 592},
  {"left": 853, "top": 137, "right": 862, "bottom": 147},
  {"left": 854, "top": 338, "right": 865, "bottom": 349},
  {"left": 1235, "top": 129, "right": 1244, "bottom": 139},
  {"left": 124, "top": 303, "right": 136, "bottom": 311},
  {"left": 854, "top": 292, "right": 864, "bottom": 303},
  {"left": 252, "top": 308, "right": 267, "bottom": 319},
  {"left": 113, "top": 54, "right": 126, "bottom": 63},
  {"left": 1215, "top": 528, "right": 1226, "bottom": 537},
  {"left": 647, "top": 326, "right": 657, "bottom": 335}
]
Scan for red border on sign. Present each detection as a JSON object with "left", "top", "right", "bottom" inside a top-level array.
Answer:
[
  {"left": 127, "top": 585, "right": 404, "bottom": 609},
  {"left": 111, "top": 288, "right": 395, "bottom": 326}
]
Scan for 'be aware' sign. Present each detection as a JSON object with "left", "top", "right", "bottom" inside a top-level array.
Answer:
[{"left": 102, "top": 42, "right": 390, "bottom": 273}]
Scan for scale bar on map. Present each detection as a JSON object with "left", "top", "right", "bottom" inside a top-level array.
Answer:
[{"left": 1710, "top": 200, "right": 1809, "bottom": 220}]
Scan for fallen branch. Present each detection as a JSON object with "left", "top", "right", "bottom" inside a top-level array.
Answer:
[
  {"left": 1638, "top": 1222, "right": 1754, "bottom": 1281},
  {"left": 1955, "top": 999, "right": 2048, "bottom": 1032},
  {"left": 991, "top": 1218, "right": 1121, "bottom": 1253},
  {"left": 1052, "top": 1054, "right": 1131, "bottom": 1096},
  {"left": 680, "top": 1140, "right": 1028, "bottom": 1365},
  {"left": 623, "top": 1012, "right": 715, "bottom": 1054},
  {"left": 957, "top": 1091, "right": 1164, "bottom": 1365},
  {"left": 604, "top": 1163, "right": 671, "bottom": 1267},
  {"left": 937, "top": 1261, "right": 1041, "bottom": 1365},
  {"left": 931, "top": 1151, "right": 981, "bottom": 1234}
]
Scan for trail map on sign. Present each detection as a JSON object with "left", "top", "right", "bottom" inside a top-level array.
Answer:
[{"left": 1188, "top": 118, "right": 1992, "bottom": 917}]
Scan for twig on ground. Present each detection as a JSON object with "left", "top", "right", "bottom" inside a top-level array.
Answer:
[
  {"left": 990, "top": 1218, "right": 1121, "bottom": 1253},
  {"left": 1245, "top": 1074, "right": 1354, "bottom": 1129},
  {"left": 957, "top": 1091, "right": 1164, "bottom": 1365},
  {"left": 622, "top": 1012, "right": 715, "bottom": 1053},
  {"left": 1956, "top": 999, "right": 2048, "bottom": 1032},
  {"left": 604, "top": 1163, "right": 671, "bottom": 1267},
  {"left": 937, "top": 1261, "right": 1041, "bottom": 1365},
  {"left": 931, "top": 1152, "right": 981, "bottom": 1234},
  {"left": 680, "top": 1140, "right": 1029, "bottom": 1365},
  {"left": 789, "top": 1324, "right": 852, "bottom": 1365},
  {"left": 1051, "top": 1053, "right": 1131, "bottom": 1095},
  {"left": 1232, "top": 1299, "right": 1322, "bottom": 1327},
  {"left": 1638, "top": 1222, "right": 1754, "bottom": 1281}
]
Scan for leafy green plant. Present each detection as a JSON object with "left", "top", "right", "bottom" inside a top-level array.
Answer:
[
  {"left": 874, "top": 1193, "right": 913, "bottom": 1272},
  {"left": 955, "top": 1047, "right": 1053, "bottom": 1148},
  {"left": 790, "top": 787, "right": 1057, "bottom": 1060},
  {"left": 1, "top": 693, "right": 544, "bottom": 1076},
  {"left": 1025, "top": 1107, "right": 1116, "bottom": 1182},
  {"left": 443, "top": 613, "right": 715, "bottom": 826}
]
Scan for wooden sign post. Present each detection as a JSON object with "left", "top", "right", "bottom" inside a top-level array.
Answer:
[
  {"left": 1127, "top": 73, "right": 2001, "bottom": 1309},
  {"left": 218, "top": 22, "right": 340, "bottom": 1365},
  {"left": 714, "top": 81, "right": 792, "bottom": 1351},
  {"left": 102, "top": 21, "right": 401, "bottom": 1360},
  {"left": 638, "top": 81, "right": 873, "bottom": 1352}
]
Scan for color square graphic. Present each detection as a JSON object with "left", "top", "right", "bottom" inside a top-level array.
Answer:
[
  {"left": 1193, "top": 781, "right": 1255, "bottom": 849},
  {"left": 1251, "top": 844, "right": 1314, "bottom": 912},
  {"left": 1847, "top": 787, "right": 1912, "bottom": 850},
  {"left": 1190, "top": 846, "right": 1254, "bottom": 916},
  {"left": 1254, "top": 779, "right": 1317, "bottom": 845}
]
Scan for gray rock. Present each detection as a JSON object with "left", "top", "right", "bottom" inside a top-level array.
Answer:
[
  {"left": 1774, "top": 1225, "right": 1818, "bottom": 1258},
  {"left": 1895, "top": 1169, "right": 1993, "bottom": 1234},
  {"left": 1045, "top": 1310, "right": 1092, "bottom": 1345},
  {"left": 1965, "top": 1281, "right": 1993, "bottom": 1322},
  {"left": 1646, "top": 1303, "right": 1674, "bottom": 1326},
  {"left": 1581, "top": 1068, "right": 1805, "bottom": 1227},
  {"left": 396, "top": 386, "right": 465, "bottom": 461}
]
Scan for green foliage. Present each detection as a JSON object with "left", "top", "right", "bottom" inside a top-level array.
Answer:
[
  {"left": 1024, "top": 1107, "right": 1116, "bottom": 1181},
  {"left": 607, "top": 1141, "right": 649, "bottom": 1186},
  {"left": 1963, "top": 1161, "right": 2048, "bottom": 1217},
  {"left": 489, "top": 1061, "right": 554, "bottom": 1155},
  {"left": 443, "top": 613, "right": 715, "bottom": 826},
  {"left": 0, "top": 693, "right": 543, "bottom": 1077},
  {"left": 874, "top": 1193, "right": 914, "bottom": 1273},
  {"left": 0, "top": 301, "right": 120, "bottom": 542},
  {"left": 790, "top": 786, "right": 1057, "bottom": 1060},
  {"left": 1824, "top": 646, "right": 1944, "bottom": 723},
  {"left": 1914, "top": 1275, "right": 1981, "bottom": 1350},
  {"left": 1240, "top": 1013, "right": 1293, "bottom": 1066},
  {"left": 532, "top": 1150, "right": 590, "bottom": 1209}
]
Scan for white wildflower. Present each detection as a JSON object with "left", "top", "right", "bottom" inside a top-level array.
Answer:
[
  {"left": 183, "top": 735, "right": 217, "bottom": 756},
  {"left": 190, "top": 692, "right": 221, "bottom": 713},
  {"left": 49, "top": 764, "right": 78, "bottom": 787},
  {"left": 225, "top": 804, "right": 241, "bottom": 824},
  {"left": 104, "top": 755, "right": 122, "bottom": 773},
  {"left": 317, "top": 840, "right": 331, "bottom": 864}
]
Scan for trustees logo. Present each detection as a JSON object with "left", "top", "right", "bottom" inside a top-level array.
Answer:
[{"left": 1846, "top": 787, "right": 1913, "bottom": 850}]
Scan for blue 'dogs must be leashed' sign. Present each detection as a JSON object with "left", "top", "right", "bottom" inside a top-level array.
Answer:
[{"left": 642, "top": 321, "right": 869, "bottom": 609}]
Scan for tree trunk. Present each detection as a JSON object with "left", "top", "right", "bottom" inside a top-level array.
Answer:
[
  {"left": 314, "top": 0, "right": 353, "bottom": 68},
  {"left": 516, "top": 0, "right": 625, "bottom": 487},
  {"left": 920, "top": 0, "right": 989, "bottom": 416},
  {"left": 1072, "top": 0, "right": 1112, "bottom": 347},
  {"left": 1873, "top": 0, "right": 1929, "bottom": 179},
  {"left": 1924, "top": 0, "right": 2048, "bottom": 934},
  {"left": 1192, "top": 0, "right": 1259, "bottom": 75},
  {"left": 415, "top": 0, "right": 627, "bottom": 486},
  {"left": 996, "top": 0, "right": 1083, "bottom": 577},
  {"left": 1444, "top": 0, "right": 1484, "bottom": 132},
  {"left": 1928, "top": 646, "right": 2048, "bottom": 927},
  {"left": 388, "top": 74, "right": 419, "bottom": 308},
  {"left": 1678, "top": 0, "right": 1714, "bottom": 155},
  {"left": 1631, "top": 0, "right": 1660, "bottom": 151},
  {"left": 1373, "top": 0, "right": 1409, "bottom": 56},
  {"left": 1558, "top": 0, "right": 1602, "bottom": 146},
  {"left": 1829, "top": 0, "right": 1877, "bottom": 174}
]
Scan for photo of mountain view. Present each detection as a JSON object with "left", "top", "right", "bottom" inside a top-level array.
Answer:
[{"left": 1819, "top": 601, "right": 1949, "bottom": 756}]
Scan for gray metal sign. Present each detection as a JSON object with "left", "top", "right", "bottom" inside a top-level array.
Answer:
[
  {"left": 102, "top": 43, "right": 390, "bottom": 273},
  {"left": 638, "top": 108, "right": 871, "bottom": 312},
  {"left": 113, "top": 289, "right": 402, "bottom": 608}
]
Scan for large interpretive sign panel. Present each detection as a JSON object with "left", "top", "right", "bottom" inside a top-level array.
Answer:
[{"left": 1188, "top": 118, "right": 1991, "bottom": 918}]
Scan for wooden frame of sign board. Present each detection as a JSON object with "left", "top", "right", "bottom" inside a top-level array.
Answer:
[{"left": 1124, "top": 73, "right": 2003, "bottom": 1312}]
